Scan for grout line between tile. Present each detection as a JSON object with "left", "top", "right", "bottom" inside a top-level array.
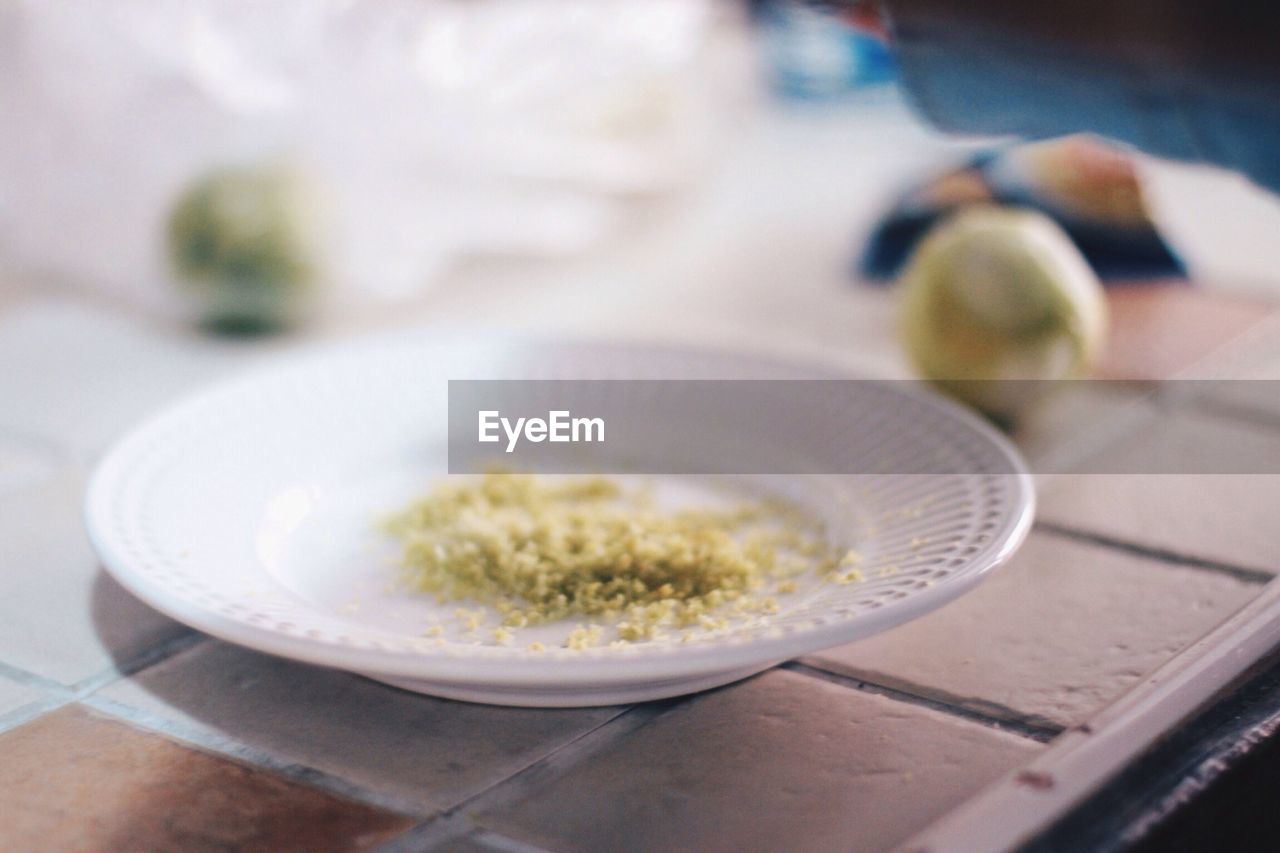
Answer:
[
  {"left": 69, "top": 630, "right": 210, "bottom": 697},
  {"left": 0, "top": 694, "right": 76, "bottom": 736},
  {"left": 376, "top": 813, "right": 475, "bottom": 853},
  {"left": 0, "top": 630, "right": 208, "bottom": 710},
  {"left": 1035, "top": 521, "right": 1276, "bottom": 585},
  {"left": 438, "top": 700, "right": 678, "bottom": 823},
  {"left": 0, "top": 660, "right": 70, "bottom": 695},
  {"left": 466, "top": 828, "right": 558, "bottom": 853},
  {"left": 783, "top": 661, "right": 1065, "bottom": 743},
  {"left": 376, "top": 812, "right": 553, "bottom": 853},
  {"left": 114, "top": 630, "right": 209, "bottom": 678},
  {"left": 80, "top": 693, "right": 430, "bottom": 819}
]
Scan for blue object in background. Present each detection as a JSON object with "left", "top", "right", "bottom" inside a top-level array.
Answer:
[
  {"left": 858, "top": 137, "right": 1187, "bottom": 285},
  {"left": 754, "top": 1, "right": 894, "bottom": 100},
  {"left": 886, "top": 3, "right": 1280, "bottom": 194}
]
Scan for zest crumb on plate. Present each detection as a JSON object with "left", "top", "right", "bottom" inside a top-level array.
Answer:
[{"left": 383, "top": 472, "right": 850, "bottom": 649}]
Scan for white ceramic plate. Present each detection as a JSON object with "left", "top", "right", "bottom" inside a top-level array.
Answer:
[{"left": 86, "top": 335, "right": 1034, "bottom": 706}]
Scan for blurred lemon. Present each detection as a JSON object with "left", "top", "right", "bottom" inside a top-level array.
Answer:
[
  {"left": 897, "top": 206, "right": 1107, "bottom": 420},
  {"left": 168, "top": 164, "right": 323, "bottom": 334}
]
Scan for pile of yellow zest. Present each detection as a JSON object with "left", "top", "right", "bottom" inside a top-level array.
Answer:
[{"left": 383, "top": 472, "right": 836, "bottom": 646}]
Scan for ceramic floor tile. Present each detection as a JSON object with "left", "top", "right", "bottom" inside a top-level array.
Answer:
[
  {"left": 0, "top": 466, "right": 188, "bottom": 685},
  {"left": 0, "top": 676, "right": 44, "bottom": 725},
  {"left": 0, "top": 298, "right": 261, "bottom": 459},
  {"left": 96, "top": 641, "right": 622, "bottom": 814},
  {"left": 1039, "top": 409, "right": 1280, "bottom": 574},
  {"left": 0, "top": 705, "right": 413, "bottom": 852},
  {"left": 477, "top": 669, "right": 1039, "bottom": 853},
  {"left": 1095, "top": 286, "right": 1272, "bottom": 381},
  {"left": 803, "top": 533, "right": 1260, "bottom": 727}
]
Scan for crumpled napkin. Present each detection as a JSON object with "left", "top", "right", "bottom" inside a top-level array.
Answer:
[
  {"left": 858, "top": 134, "right": 1185, "bottom": 285},
  {"left": 0, "top": 0, "right": 727, "bottom": 318}
]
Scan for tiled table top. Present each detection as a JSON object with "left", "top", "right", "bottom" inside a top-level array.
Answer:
[
  {"left": 473, "top": 670, "right": 1039, "bottom": 853},
  {"left": 3, "top": 102, "right": 1279, "bottom": 852},
  {"left": 0, "top": 283, "right": 1275, "bottom": 852},
  {"left": 0, "top": 465, "right": 192, "bottom": 687},
  {"left": 803, "top": 532, "right": 1262, "bottom": 729},
  {"left": 0, "top": 706, "right": 415, "bottom": 852}
]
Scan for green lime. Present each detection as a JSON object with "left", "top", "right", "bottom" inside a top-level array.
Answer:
[
  {"left": 168, "top": 164, "right": 323, "bottom": 335},
  {"left": 898, "top": 206, "right": 1107, "bottom": 420}
]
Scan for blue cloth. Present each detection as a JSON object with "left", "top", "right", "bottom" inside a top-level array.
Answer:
[
  {"left": 889, "top": 10, "right": 1280, "bottom": 192},
  {"left": 859, "top": 146, "right": 1186, "bottom": 282}
]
